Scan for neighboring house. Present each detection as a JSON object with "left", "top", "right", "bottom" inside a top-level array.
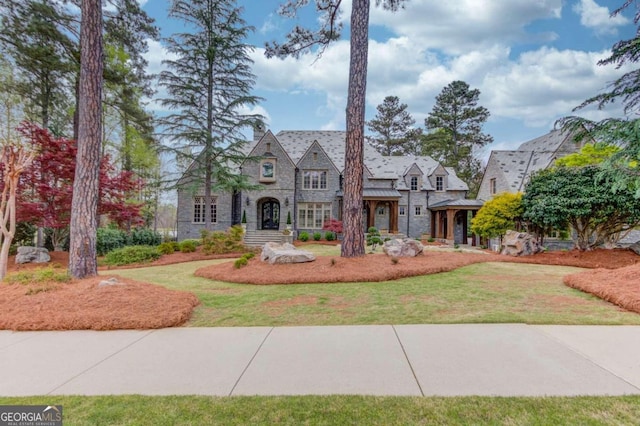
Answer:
[
  {"left": 477, "top": 129, "right": 587, "bottom": 201},
  {"left": 177, "top": 128, "right": 480, "bottom": 245}
]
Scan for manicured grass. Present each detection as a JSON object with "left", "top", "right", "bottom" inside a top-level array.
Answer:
[
  {"left": 1, "top": 395, "right": 639, "bottom": 425},
  {"left": 110, "top": 255, "right": 640, "bottom": 327}
]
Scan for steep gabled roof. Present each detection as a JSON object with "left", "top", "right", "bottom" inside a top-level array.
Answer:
[{"left": 480, "top": 128, "right": 585, "bottom": 195}]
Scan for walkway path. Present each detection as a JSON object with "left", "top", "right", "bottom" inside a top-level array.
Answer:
[{"left": 1, "top": 324, "right": 639, "bottom": 397}]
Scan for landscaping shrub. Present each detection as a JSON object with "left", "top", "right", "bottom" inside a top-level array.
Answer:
[
  {"left": 325, "top": 232, "right": 335, "bottom": 241},
  {"left": 201, "top": 225, "right": 246, "bottom": 255},
  {"left": 179, "top": 240, "right": 197, "bottom": 253},
  {"left": 313, "top": 232, "right": 322, "bottom": 241},
  {"left": 104, "top": 245, "right": 161, "bottom": 266},
  {"left": 97, "top": 228, "right": 127, "bottom": 256},
  {"left": 129, "top": 227, "right": 162, "bottom": 246},
  {"left": 158, "top": 242, "right": 176, "bottom": 255},
  {"left": 299, "top": 231, "right": 309, "bottom": 242},
  {"left": 366, "top": 227, "right": 383, "bottom": 251},
  {"left": 5, "top": 265, "right": 70, "bottom": 285},
  {"left": 234, "top": 257, "right": 248, "bottom": 269}
]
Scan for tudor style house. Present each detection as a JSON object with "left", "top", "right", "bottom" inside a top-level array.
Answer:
[
  {"left": 477, "top": 128, "right": 587, "bottom": 201},
  {"left": 177, "top": 127, "right": 482, "bottom": 245}
]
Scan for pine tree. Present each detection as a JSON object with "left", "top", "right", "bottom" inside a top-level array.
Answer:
[
  {"left": 367, "top": 95, "right": 422, "bottom": 156},
  {"left": 266, "top": 0, "right": 407, "bottom": 258},
  {"left": 68, "top": 0, "right": 103, "bottom": 279},
  {"left": 160, "top": 0, "right": 262, "bottom": 231},
  {"left": 425, "top": 80, "right": 493, "bottom": 197}
]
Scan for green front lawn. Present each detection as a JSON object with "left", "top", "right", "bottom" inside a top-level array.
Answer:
[
  {"left": 110, "top": 255, "right": 640, "bottom": 327},
  {"left": 2, "top": 395, "right": 639, "bottom": 425}
]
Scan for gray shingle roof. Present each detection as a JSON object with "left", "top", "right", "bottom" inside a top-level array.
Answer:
[{"left": 272, "top": 130, "right": 468, "bottom": 190}]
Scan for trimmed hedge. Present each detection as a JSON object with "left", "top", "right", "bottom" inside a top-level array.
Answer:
[{"left": 104, "top": 245, "right": 161, "bottom": 266}]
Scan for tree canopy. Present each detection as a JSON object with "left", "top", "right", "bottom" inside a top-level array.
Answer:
[
  {"left": 367, "top": 95, "right": 422, "bottom": 156},
  {"left": 522, "top": 165, "right": 640, "bottom": 250},
  {"left": 160, "top": 0, "right": 262, "bottom": 230},
  {"left": 424, "top": 80, "right": 492, "bottom": 197},
  {"left": 470, "top": 192, "right": 523, "bottom": 240}
]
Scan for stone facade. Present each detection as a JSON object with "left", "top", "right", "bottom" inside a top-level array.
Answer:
[{"left": 177, "top": 129, "right": 472, "bottom": 242}]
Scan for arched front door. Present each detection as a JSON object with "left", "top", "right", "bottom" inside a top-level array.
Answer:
[{"left": 261, "top": 200, "right": 280, "bottom": 230}]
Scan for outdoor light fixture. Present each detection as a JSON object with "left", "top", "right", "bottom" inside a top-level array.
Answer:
[
  {"left": 246, "top": 196, "right": 250, "bottom": 206},
  {"left": 285, "top": 197, "right": 289, "bottom": 207}
]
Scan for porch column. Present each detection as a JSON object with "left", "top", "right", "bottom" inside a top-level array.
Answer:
[
  {"left": 435, "top": 211, "right": 443, "bottom": 239},
  {"left": 446, "top": 209, "right": 455, "bottom": 243},
  {"left": 367, "top": 200, "right": 377, "bottom": 230},
  {"left": 390, "top": 200, "right": 398, "bottom": 234}
]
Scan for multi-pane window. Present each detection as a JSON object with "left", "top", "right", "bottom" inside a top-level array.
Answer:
[
  {"left": 303, "top": 170, "right": 327, "bottom": 190},
  {"left": 399, "top": 205, "right": 406, "bottom": 216},
  {"left": 490, "top": 178, "right": 497, "bottom": 195},
  {"left": 410, "top": 176, "right": 419, "bottom": 191},
  {"left": 415, "top": 205, "right": 422, "bottom": 216},
  {"left": 377, "top": 206, "right": 385, "bottom": 215},
  {"left": 436, "top": 176, "right": 444, "bottom": 191},
  {"left": 193, "top": 196, "right": 217, "bottom": 223},
  {"left": 297, "top": 203, "right": 331, "bottom": 228}
]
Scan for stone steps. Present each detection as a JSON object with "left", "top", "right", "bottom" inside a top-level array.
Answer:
[{"left": 244, "top": 230, "right": 286, "bottom": 247}]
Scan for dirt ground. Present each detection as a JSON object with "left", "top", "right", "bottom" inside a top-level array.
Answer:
[{"left": 1, "top": 247, "right": 638, "bottom": 331}]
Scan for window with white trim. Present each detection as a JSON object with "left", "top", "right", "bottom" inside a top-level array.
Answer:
[
  {"left": 259, "top": 158, "right": 276, "bottom": 183},
  {"left": 399, "top": 205, "right": 406, "bottom": 216},
  {"left": 410, "top": 176, "right": 419, "bottom": 191},
  {"left": 303, "top": 170, "right": 327, "bottom": 190},
  {"left": 297, "top": 203, "right": 332, "bottom": 228},
  {"left": 436, "top": 176, "right": 444, "bottom": 191},
  {"left": 415, "top": 205, "right": 422, "bottom": 216},
  {"left": 377, "top": 206, "right": 385, "bottom": 215},
  {"left": 193, "top": 196, "right": 217, "bottom": 223}
]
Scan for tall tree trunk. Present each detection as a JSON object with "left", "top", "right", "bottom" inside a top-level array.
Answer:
[
  {"left": 341, "top": 0, "right": 369, "bottom": 258},
  {"left": 68, "top": 0, "right": 102, "bottom": 279}
]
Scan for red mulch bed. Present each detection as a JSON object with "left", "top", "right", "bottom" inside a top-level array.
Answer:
[
  {"left": 1, "top": 247, "right": 638, "bottom": 331},
  {"left": 564, "top": 264, "right": 640, "bottom": 314}
]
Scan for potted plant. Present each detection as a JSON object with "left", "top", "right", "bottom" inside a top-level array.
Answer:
[
  {"left": 241, "top": 210, "right": 247, "bottom": 231},
  {"left": 286, "top": 211, "right": 292, "bottom": 230}
]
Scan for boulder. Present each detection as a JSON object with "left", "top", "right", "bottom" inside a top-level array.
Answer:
[
  {"left": 261, "top": 242, "right": 316, "bottom": 265},
  {"left": 500, "top": 230, "right": 542, "bottom": 257},
  {"left": 629, "top": 241, "right": 640, "bottom": 256},
  {"left": 15, "top": 246, "right": 51, "bottom": 264},
  {"left": 383, "top": 238, "right": 424, "bottom": 257}
]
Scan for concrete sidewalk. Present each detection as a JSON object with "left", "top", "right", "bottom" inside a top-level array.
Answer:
[{"left": 1, "top": 324, "right": 639, "bottom": 397}]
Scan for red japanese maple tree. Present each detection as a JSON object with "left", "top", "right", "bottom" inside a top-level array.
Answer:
[{"left": 16, "top": 122, "right": 143, "bottom": 250}]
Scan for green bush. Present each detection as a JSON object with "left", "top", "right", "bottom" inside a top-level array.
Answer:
[
  {"left": 129, "top": 228, "right": 162, "bottom": 246},
  {"left": 158, "top": 242, "right": 176, "bottom": 255},
  {"left": 234, "top": 257, "right": 248, "bottom": 269},
  {"left": 104, "top": 245, "right": 161, "bottom": 266},
  {"left": 299, "top": 231, "right": 309, "bottom": 242},
  {"left": 325, "top": 232, "right": 335, "bottom": 241},
  {"left": 313, "top": 232, "right": 322, "bottom": 241},
  {"left": 5, "top": 266, "right": 70, "bottom": 285},
  {"left": 97, "top": 228, "right": 128, "bottom": 256},
  {"left": 179, "top": 240, "right": 197, "bottom": 253},
  {"left": 201, "top": 226, "right": 246, "bottom": 255}
]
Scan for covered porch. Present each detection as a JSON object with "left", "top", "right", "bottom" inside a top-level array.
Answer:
[
  {"left": 428, "top": 199, "right": 484, "bottom": 246},
  {"left": 337, "top": 188, "right": 402, "bottom": 234}
]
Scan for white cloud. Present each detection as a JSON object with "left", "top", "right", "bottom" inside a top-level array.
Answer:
[{"left": 573, "top": 0, "right": 629, "bottom": 35}]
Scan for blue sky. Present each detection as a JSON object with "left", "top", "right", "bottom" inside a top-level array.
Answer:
[{"left": 141, "top": 0, "right": 637, "bottom": 159}]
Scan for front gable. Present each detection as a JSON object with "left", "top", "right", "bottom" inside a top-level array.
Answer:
[{"left": 242, "top": 131, "right": 296, "bottom": 187}]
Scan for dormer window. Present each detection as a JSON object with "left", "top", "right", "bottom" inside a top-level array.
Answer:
[
  {"left": 436, "top": 176, "right": 444, "bottom": 192},
  {"left": 410, "top": 176, "right": 419, "bottom": 191}
]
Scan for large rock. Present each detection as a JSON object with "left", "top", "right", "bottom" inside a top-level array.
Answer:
[
  {"left": 15, "top": 246, "right": 51, "bottom": 264},
  {"left": 261, "top": 242, "right": 316, "bottom": 265},
  {"left": 500, "top": 230, "right": 542, "bottom": 257},
  {"left": 629, "top": 241, "right": 640, "bottom": 256},
  {"left": 383, "top": 238, "right": 424, "bottom": 257}
]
